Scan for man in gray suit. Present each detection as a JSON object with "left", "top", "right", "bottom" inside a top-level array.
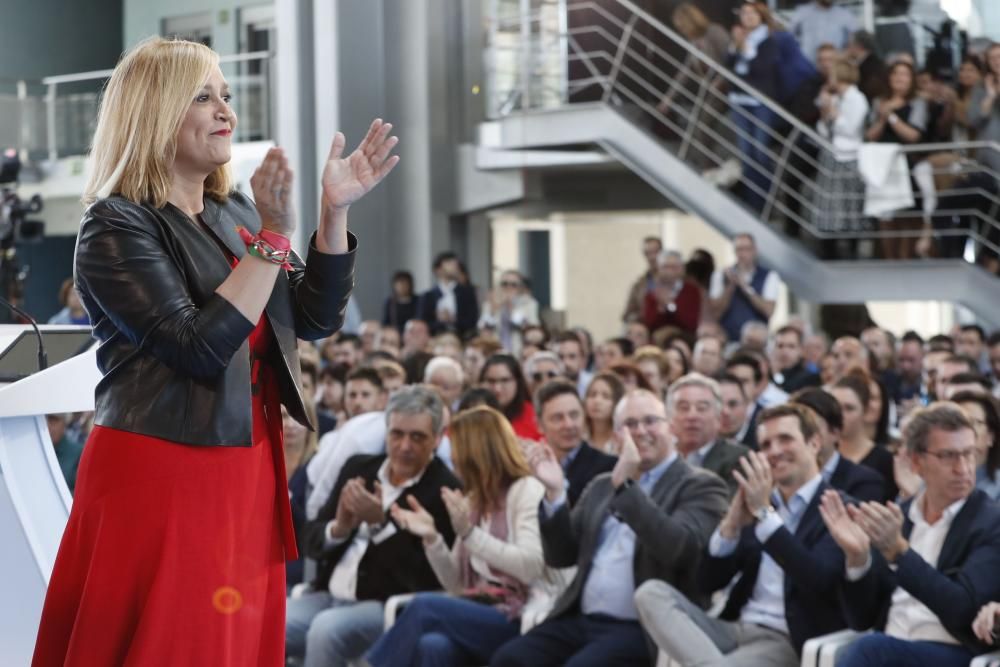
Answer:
[
  {"left": 492, "top": 389, "right": 729, "bottom": 667},
  {"left": 670, "top": 373, "right": 752, "bottom": 497}
]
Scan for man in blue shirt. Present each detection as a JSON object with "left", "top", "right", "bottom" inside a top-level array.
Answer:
[
  {"left": 635, "top": 404, "right": 848, "bottom": 664},
  {"left": 492, "top": 389, "right": 728, "bottom": 667}
]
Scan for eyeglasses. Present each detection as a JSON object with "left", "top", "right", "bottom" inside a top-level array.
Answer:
[
  {"left": 920, "top": 448, "right": 977, "bottom": 465},
  {"left": 500, "top": 281, "right": 520, "bottom": 288},
  {"left": 621, "top": 415, "right": 668, "bottom": 430},
  {"left": 531, "top": 371, "right": 560, "bottom": 383}
]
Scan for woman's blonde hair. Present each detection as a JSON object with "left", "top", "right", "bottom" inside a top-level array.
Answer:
[
  {"left": 449, "top": 406, "right": 532, "bottom": 514},
  {"left": 672, "top": 3, "right": 711, "bottom": 40},
  {"left": 84, "top": 36, "right": 233, "bottom": 207}
]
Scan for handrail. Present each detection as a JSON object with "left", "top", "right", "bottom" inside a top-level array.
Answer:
[
  {"left": 40, "top": 51, "right": 272, "bottom": 86},
  {"left": 484, "top": 0, "right": 1000, "bottom": 259}
]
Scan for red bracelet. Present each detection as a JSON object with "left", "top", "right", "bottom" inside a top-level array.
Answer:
[{"left": 236, "top": 226, "right": 293, "bottom": 270}]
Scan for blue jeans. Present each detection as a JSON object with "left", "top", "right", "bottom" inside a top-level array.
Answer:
[
  {"left": 837, "top": 633, "right": 973, "bottom": 667},
  {"left": 731, "top": 103, "right": 777, "bottom": 213},
  {"left": 367, "top": 593, "right": 521, "bottom": 667},
  {"left": 285, "top": 591, "right": 385, "bottom": 667},
  {"left": 490, "top": 613, "right": 650, "bottom": 667}
]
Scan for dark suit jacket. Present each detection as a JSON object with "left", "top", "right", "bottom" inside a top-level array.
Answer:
[
  {"left": 741, "top": 402, "right": 764, "bottom": 451},
  {"left": 840, "top": 489, "right": 1000, "bottom": 653},
  {"left": 565, "top": 441, "right": 617, "bottom": 507},
  {"left": 701, "top": 438, "right": 751, "bottom": 498},
  {"left": 699, "top": 481, "right": 848, "bottom": 654},
  {"left": 417, "top": 283, "right": 479, "bottom": 337},
  {"left": 776, "top": 361, "right": 821, "bottom": 394},
  {"left": 304, "top": 453, "right": 461, "bottom": 601},
  {"left": 829, "top": 454, "right": 886, "bottom": 503},
  {"left": 540, "top": 459, "right": 729, "bottom": 658}
]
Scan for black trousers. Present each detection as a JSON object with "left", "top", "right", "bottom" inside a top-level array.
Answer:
[{"left": 490, "top": 613, "right": 651, "bottom": 667}]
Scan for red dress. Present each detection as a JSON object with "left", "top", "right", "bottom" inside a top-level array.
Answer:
[{"left": 32, "top": 314, "right": 297, "bottom": 666}]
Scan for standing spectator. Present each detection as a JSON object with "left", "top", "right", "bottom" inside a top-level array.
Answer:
[
  {"left": 953, "top": 56, "right": 984, "bottom": 141},
  {"left": 709, "top": 233, "right": 781, "bottom": 343},
  {"left": 789, "top": 0, "right": 857, "bottom": 65},
  {"left": 727, "top": 1, "right": 781, "bottom": 213},
  {"left": 773, "top": 325, "right": 822, "bottom": 393},
  {"left": 418, "top": 252, "right": 480, "bottom": 337},
  {"left": 846, "top": 30, "right": 887, "bottom": 104},
  {"left": 382, "top": 270, "right": 417, "bottom": 333},
  {"left": 493, "top": 390, "right": 729, "bottom": 667},
  {"left": 622, "top": 236, "right": 662, "bottom": 323},
  {"left": 642, "top": 249, "right": 701, "bottom": 340},
  {"left": 813, "top": 57, "right": 870, "bottom": 260},
  {"left": 478, "top": 270, "right": 540, "bottom": 356},
  {"left": 865, "top": 61, "right": 930, "bottom": 260},
  {"left": 659, "top": 3, "right": 731, "bottom": 171},
  {"left": 530, "top": 381, "right": 617, "bottom": 506},
  {"left": 685, "top": 249, "right": 717, "bottom": 324},
  {"left": 46, "top": 414, "right": 84, "bottom": 493},
  {"left": 366, "top": 407, "right": 546, "bottom": 667},
  {"left": 968, "top": 43, "right": 1000, "bottom": 175},
  {"left": 480, "top": 354, "right": 542, "bottom": 441},
  {"left": 820, "top": 403, "right": 1000, "bottom": 667},
  {"left": 584, "top": 372, "right": 627, "bottom": 455},
  {"left": 48, "top": 278, "right": 90, "bottom": 326}
]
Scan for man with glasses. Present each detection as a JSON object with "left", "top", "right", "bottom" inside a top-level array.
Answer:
[
  {"left": 493, "top": 389, "right": 728, "bottom": 667},
  {"left": 669, "top": 373, "right": 751, "bottom": 498},
  {"left": 820, "top": 402, "right": 1000, "bottom": 666},
  {"left": 523, "top": 351, "right": 566, "bottom": 396},
  {"left": 527, "top": 381, "right": 615, "bottom": 507}
]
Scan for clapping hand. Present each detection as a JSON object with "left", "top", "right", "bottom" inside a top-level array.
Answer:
[
  {"left": 855, "top": 501, "right": 908, "bottom": 563},
  {"left": 818, "top": 490, "right": 871, "bottom": 569},
  {"left": 973, "top": 602, "right": 1000, "bottom": 645},
  {"left": 250, "top": 147, "right": 296, "bottom": 237},
  {"left": 611, "top": 427, "right": 641, "bottom": 488},
  {"left": 732, "top": 451, "right": 773, "bottom": 514},
  {"left": 719, "top": 486, "right": 755, "bottom": 539},
  {"left": 321, "top": 118, "right": 400, "bottom": 213},
  {"left": 525, "top": 441, "right": 565, "bottom": 503},
  {"left": 390, "top": 495, "right": 439, "bottom": 545},
  {"left": 343, "top": 477, "right": 384, "bottom": 527},
  {"left": 441, "top": 487, "right": 474, "bottom": 539},
  {"left": 893, "top": 449, "right": 922, "bottom": 501}
]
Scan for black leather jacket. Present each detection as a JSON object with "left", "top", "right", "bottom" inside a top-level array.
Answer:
[{"left": 75, "top": 191, "right": 356, "bottom": 446}]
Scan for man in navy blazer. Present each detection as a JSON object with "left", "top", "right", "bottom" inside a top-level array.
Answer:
[
  {"left": 791, "top": 387, "right": 886, "bottom": 502},
  {"left": 635, "top": 403, "right": 847, "bottom": 665},
  {"left": 821, "top": 402, "right": 1000, "bottom": 666},
  {"left": 416, "top": 251, "right": 479, "bottom": 337}
]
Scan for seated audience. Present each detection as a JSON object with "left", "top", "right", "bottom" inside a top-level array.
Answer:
[
  {"left": 669, "top": 373, "right": 751, "bottom": 497},
  {"left": 951, "top": 391, "right": 1000, "bottom": 501},
  {"left": 463, "top": 337, "right": 502, "bottom": 391},
  {"left": 46, "top": 413, "right": 84, "bottom": 493},
  {"left": 584, "top": 372, "right": 627, "bottom": 456},
  {"left": 424, "top": 356, "right": 464, "bottom": 411},
  {"left": 288, "top": 387, "right": 461, "bottom": 667},
  {"left": 594, "top": 337, "right": 633, "bottom": 372},
  {"left": 725, "top": 353, "right": 769, "bottom": 450},
  {"left": 523, "top": 351, "right": 565, "bottom": 396},
  {"left": 402, "top": 319, "right": 432, "bottom": 360},
  {"left": 528, "top": 381, "right": 617, "bottom": 506},
  {"left": 480, "top": 354, "right": 543, "bottom": 441},
  {"left": 635, "top": 404, "right": 848, "bottom": 664},
  {"left": 633, "top": 346, "right": 671, "bottom": 400},
  {"left": 366, "top": 406, "right": 546, "bottom": 667},
  {"left": 792, "top": 387, "right": 886, "bottom": 502},
  {"left": 820, "top": 402, "right": 1000, "bottom": 666},
  {"left": 491, "top": 389, "right": 729, "bottom": 667},
  {"left": 285, "top": 402, "right": 319, "bottom": 589},
  {"left": 625, "top": 321, "right": 651, "bottom": 352},
  {"left": 831, "top": 370, "right": 897, "bottom": 501},
  {"left": 608, "top": 361, "right": 654, "bottom": 394},
  {"left": 692, "top": 335, "right": 725, "bottom": 377},
  {"left": 772, "top": 325, "right": 822, "bottom": 393},
  {"left": 344, "top": 367, "right": 388, "bottom": 420},
  {"left": 718, "top": 373, "right": 752, "bottom": 444},
  {"left": 555, "top": 331, "right": 593, "bottom": 397}
]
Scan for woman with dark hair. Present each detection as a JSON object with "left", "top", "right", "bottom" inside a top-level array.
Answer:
[
  {"left": 954, "top": 55, "right": 984, "bottom": 141},
  {"left": 383, "top": 270, "right": 417, "bottom": 332},
  {"left": 664, "top": 345, "right": 690, "bottom": 386},
  {"left": 865, "top": 60, "right": 929, "bottom": 260},
  {"left": 608, "top": 360, "right": 654, "bottom": 394},
  {"left": 968, "top": 43, "right": 1000, "bottom": 174},
  {"left": 366, "top": 406, "right": 546, "bottom": 667},
  {"left": 831, "top": 369, "right": 897, "bottom": 500},
  {"left": 952, "top": 391, "right": 1000, "bottom": 500},
  {"left": 583, "top": 372, "right": 626, "bottom": 455},
  {"left": 863, "top": 374, "right": 891, "bottom": 447},
  {"left": 479, "top": 353, "right": 542, "bottom": 441}
]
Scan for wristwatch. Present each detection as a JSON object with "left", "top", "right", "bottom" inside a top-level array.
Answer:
[{"left": 753, "top": 505, "right": 775, "bottom": 523}]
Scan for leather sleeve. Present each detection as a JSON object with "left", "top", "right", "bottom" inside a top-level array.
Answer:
[
  {"left": 76, "top": 199, "right": 255, "bottom": 380},
  {"left": 287, "top": 231, "right": 358, "bottom": 341}
]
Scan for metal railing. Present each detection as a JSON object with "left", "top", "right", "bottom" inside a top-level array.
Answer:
[
  {"left": 0, "top": 51, "right": 274, "bottom": 164},
  {"left": 483, "top": 0, "right": 1000, "bottom": 262}
]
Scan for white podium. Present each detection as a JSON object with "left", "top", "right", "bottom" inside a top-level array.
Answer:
[{"left": 0, "top": 325, "right": 99, "bottom": 666}]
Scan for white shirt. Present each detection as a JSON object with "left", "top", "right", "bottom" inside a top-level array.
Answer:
[
  {"left": 325, "top": 459, "right": 427, "bottom": 601},
  {"left": 709, "top": 266, "right": 781, "bottom": 302},
  {"left": 884, "top": 493, "right": 968, "bottom": 645},
  {"left": 789, "top": 2, "right": 857, "bottom": 64},
  {"left": 816, "top": 85, "right": 870, "bottom": 162},
  {"left": 436, "top": 280, "right": 457, "bottom": 320},
  {"left": 760, "top": 383, "right": 790, "bottom": 408}
]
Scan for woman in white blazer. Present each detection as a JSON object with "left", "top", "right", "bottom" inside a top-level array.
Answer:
[{"left": 365, "top": 406, "right": 548, "bottom": 667}]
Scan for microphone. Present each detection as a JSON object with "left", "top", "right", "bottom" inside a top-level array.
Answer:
[{"left": 0, "top": 295, "right": 47, "bottom": 372}]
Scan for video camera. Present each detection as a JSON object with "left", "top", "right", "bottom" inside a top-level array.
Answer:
[{"left": 0, "top": 149, "right": 45, "bottom": 250}]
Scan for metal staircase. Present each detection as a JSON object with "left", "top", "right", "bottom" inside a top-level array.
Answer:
[{"left": 480, "top": 0, "right": 1000, "bottom": 328}]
